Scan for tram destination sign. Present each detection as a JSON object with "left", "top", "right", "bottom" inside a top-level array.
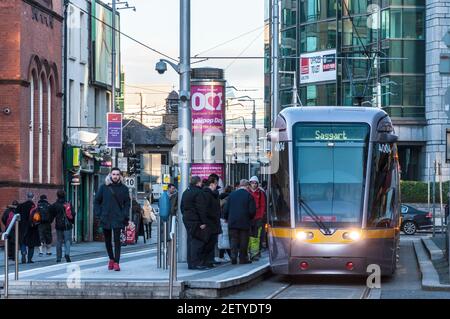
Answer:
[{"left": 295, "top": 124, "right": 369, "bottom": 142}]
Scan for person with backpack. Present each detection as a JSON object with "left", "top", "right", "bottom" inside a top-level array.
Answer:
[
  {"left": 94, "top": 167, "right": 131, "bottom": 271},
  {"left": 16, "top": 192, "right": 41, "bottom": 263},
  {"left": 49, "top": 190, "right": 75, "bottom": 263},
  {"left": 2, "top": 200, "right": 19, "bottom": 260},
  {"left": 37, "top": 195, "right": 52, "bottom": 257}
]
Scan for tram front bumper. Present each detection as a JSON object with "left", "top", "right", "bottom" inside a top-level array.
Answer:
[{"left": 288, "top": 256, "right": 367, "bottom": 275}]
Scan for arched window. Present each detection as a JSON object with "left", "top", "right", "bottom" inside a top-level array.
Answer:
[
  {"left": 47, "top": 78, "right": 52, "bottom": 184},
  {"left": 38, "top": 74, "right": 45, "bottom": 184},
  {"left": 29, "top": 74, "right": 35, "bottom": 182}
]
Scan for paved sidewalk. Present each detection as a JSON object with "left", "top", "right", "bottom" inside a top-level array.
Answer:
[{"left": 1, "top": 247, "right": 270, "bottom": 298}]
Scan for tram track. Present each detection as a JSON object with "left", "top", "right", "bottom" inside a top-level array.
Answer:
[{"left": 265, "top": 275, "right": 373, "bottom": 299}]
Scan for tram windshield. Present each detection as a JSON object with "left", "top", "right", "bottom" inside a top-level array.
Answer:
[{"left": 294, "top": 122, "right": 370, "bottom": 227}]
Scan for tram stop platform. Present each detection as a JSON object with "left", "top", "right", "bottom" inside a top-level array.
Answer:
[{"left": 0, "top": 243, "right": 270, "bottom": 299}]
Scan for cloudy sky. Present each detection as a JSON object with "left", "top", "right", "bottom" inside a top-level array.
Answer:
[{"left": 119, "top": 0, "right": 265, "bottom": 109}]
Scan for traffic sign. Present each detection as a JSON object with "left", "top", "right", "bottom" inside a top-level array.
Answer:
[
  {"left": 124, "top": 177, "right": 136, "bottom": 188},
  {"left": 118, "top": 157, "right": 128, "bottom": 172}
]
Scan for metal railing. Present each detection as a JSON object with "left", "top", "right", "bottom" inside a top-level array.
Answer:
[
  {"left": 2, "top": 214, "right": 20, "bottom": 298},
  {"left": 168, "top": 215, "right": 177, "bottom": 299}
]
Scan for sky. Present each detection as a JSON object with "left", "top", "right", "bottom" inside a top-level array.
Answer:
[{"left": 119, "top": 0, "right": 265, "bottom": 110}]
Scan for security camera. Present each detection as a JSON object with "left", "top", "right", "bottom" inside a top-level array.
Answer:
[
  {"left": 2, "top": 107, "right": 11, "bottom": 115},
  {"left": 155, "top": 60, "right": 167, "bottom": 74},
  {"left": 179, "top": 90, "right": 190, "bottom": 102}
]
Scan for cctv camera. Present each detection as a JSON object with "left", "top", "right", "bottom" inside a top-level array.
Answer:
[
  {"left": 155, "top": 61, "right": 167, "bottom": 74},
  {"left": 2, "top": 107, "right": 11, "bottom": 115},
  {"left": 179, "top": 90, "right": 190, "bottom": 102}
]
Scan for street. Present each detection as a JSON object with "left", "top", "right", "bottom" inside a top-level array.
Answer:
[{"left": 224, "top": 234, "right": 450, "bottom": 299}]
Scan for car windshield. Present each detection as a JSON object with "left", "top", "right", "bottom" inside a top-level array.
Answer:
[{"left": 293, "top": 122, "right": 370, "bottom": 227}]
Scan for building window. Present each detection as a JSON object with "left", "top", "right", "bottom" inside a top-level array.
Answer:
[
  {"left": 281, "top": 0, "right": 297, "bottom": 29},
  {"left": 299, "top": 83, "right": 336, "bottom": 106},
  {"left": 381, "top": 76, "right": 425, "bottom": 117},
  {"left": 68, "top": 5, "right": 76, "bottom": 59},
  {"left": 381, "top": 8, "right": 424, "bottom": 40},
  {"left": 80, "top": 11, "right": 87, "bottom": 63},
  {"left": 381, "top": 40, "right": 425, "bottom": 74},
  {"left": 300, "top": 21, "right": 337, "bottom": 53},
  {"left": 342, "top": 16, "right": 373, "bottom": 48},
  {"left": 300, "top": 0, "right": 337, "bottom": 23},
  {"left": 343, "top": 0, "right": 374, "bottom": 15},
  {"left": 29, "top": 75, "right": 35, "bottom": 182}
]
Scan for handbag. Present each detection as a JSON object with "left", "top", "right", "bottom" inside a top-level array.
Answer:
[{"left": 218, "top": 218, "right": 230, "bottom": 250}]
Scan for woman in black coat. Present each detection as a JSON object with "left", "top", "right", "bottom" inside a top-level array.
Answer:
[{"left": 131, "top": 199, "right": 145, "bottom": 243}]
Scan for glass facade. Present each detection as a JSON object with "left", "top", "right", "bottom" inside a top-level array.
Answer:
[{"left": 270, "top": 0, "right": 426, "bottom": 118}]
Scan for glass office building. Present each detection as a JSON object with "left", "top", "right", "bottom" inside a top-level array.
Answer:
[{"left": 264, "top": 0, "right": 449, "bottom": 181}]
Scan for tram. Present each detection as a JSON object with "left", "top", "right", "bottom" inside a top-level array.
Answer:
[{"left": 267, "top": 107, "right": 400, "bottom": 276}]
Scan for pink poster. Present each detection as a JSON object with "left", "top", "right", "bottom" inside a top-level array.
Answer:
[
  {"left": 191, "top": 85, "right": 225, "bottom": 134},
  {"left": 191, "top": 83, "right": 225, "bottom": 182}
]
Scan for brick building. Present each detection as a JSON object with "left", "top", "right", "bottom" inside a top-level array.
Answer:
[{"left": 0, "top": 0, "right": 63, "bottom": 211}]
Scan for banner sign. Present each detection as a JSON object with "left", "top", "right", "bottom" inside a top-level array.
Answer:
[
  {"left": 191, "top": 83, "right": 226, "bottom": 182},
  {"left": 107, "top": 112, "right": 122, "bottom": 149},
  {"left": 300, "top": 49, "right": 336, "bottom": 84}
]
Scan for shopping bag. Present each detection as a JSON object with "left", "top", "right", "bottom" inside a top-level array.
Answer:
[{"left": 218, "top": 218, "right": 230, "bottom": 250}]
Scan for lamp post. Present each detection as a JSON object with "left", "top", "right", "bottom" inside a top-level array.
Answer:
[
  {"left": 155, "top": 0, "right": 190, "bottom": 262},
  {"left": 279, "top": 70, "right": 301, "bottom": 107}
]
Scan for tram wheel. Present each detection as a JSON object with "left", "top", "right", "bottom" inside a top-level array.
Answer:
[{"left": 401, "top": 221, "right": 417, "bottom": 235}]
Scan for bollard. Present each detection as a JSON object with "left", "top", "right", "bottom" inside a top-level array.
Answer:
[
  {"left": 15, "top": 220, "right": 19, "bottom": 280},
  {"left": 163, "top": 221, "right": 167, "bottom": 269},
  {"left": 4, "top": 237, "right": 8, "bottom": 299},
  {"left": 157, "top": 214, "right": 161, "bottom": 268},
  {"left": 169, "top": 216, "right": 177, "bottom": 299}
]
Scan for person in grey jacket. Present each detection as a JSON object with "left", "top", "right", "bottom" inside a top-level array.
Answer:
[{"left": 94, "top": 168, "right": 131, "bottom": 271}]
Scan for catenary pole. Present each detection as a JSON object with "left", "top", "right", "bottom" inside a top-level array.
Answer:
[{"left": 177, "top": 0, "right": 191, "bottom": 262}]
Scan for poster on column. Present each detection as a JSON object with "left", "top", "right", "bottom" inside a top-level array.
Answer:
[
  {"left": 107, "top": 112, "right": 122, "bottom": 149},
  {"left": 191, "top": 84, "right": 225, "bottom": 181},
  {"left": 300, "top": 49, "right": 336, "bottom": 84}
]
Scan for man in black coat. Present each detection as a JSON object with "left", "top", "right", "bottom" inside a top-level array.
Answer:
[
  {"left": 48, "top": 190, "right": 75, "bottom": 263},
  {"left": 180, "top": 176, "right": 209, "bottom": 270},
  {"left": 16, "top": 192, "right": 39, "bottom": 264},
  {"left": 94, "top": 167, "right": 131, "bottom": 271},
  {"left": 224, "top": 179, "right": 256, "bottom": 264},
  {"left": 37, "top": 194, "right": 52, "bottom": 257},
  {"left": 201, "top": 176, "right": 221, "bottom": 268}
]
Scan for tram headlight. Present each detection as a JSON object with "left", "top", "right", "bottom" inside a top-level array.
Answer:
[
  {"left": 343, "top": 231, "right": 361, "bottom": 241},
  {"left": 296, "top": 231, "right": 314, "bottom": 241}
]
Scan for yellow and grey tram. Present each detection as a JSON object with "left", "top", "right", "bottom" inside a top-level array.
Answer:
[{"left": 267, "top": 107, "right": 400, "bottom": 276}]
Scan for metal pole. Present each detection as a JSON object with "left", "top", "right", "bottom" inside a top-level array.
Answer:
[
  {"left": 140, "top": 92, "right": 143, "bottom": 123},
  {"left": 111, "top": 0, "right": 117, "bottom": 167},
  {"left": 74, "top": 186, "right": 78, "bottom": 242},
  {"left": 271, "top": 0, "right": 279, "bottom": 126},
  {"left": 252, "top": 100, "right": 256, "bottom": 129},
  {"left": 177, "top": 0, "right": 191, "bottom": 263},
  {"left": 157, "top": 215, "right": 161, "bottom": 268},
  {"left": 169, "top": 216, "right": 177, "bottom": 299},
  {"left": 14, "top": 220, "right": 19, "bottom": 280},
  {"left": 433, "top": 160, "right": 436, "bottom": 237},
  {"left": 4, "top": 237, "right": 8, "bottom": 298},
  {"left": 439, "top": 161, "right": 444, "bottom": 234},
  {"left": 163, "top": 221, "right": 167, "bottom": 269}
]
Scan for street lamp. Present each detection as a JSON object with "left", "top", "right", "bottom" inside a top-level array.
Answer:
[
  {"left": 279, "top": 70, "right": 302, "bottom": 107},
  {"left": 154, "top": 0, "right": 190, "bottom": 263},
  {"left": 229, "top": 96, "right": 257, "bottom": 129}
]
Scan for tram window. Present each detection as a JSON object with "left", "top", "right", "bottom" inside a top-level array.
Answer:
[
  {"left": 269, "top": 145, "right": 291, "bottom": 227},
  {"left": 367, "top": 143, "right": 398, "bottom": 228},
  {"left": 293, "top": 123, "right": 369, "bottom": 226}
]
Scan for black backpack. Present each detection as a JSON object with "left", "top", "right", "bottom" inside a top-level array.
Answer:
[{"left": 38, "top": 202, "right": 51, "bottom": 223}]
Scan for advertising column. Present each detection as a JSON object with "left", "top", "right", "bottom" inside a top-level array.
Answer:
[{"left": 191, "top": 69, "right": 226, "bottom": 186}]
